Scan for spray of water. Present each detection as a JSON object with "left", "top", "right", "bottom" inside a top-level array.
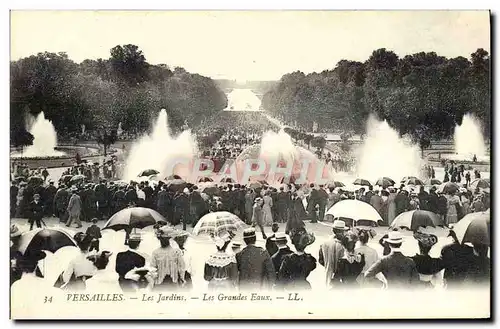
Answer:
[
  {"left": 453, "top": 113, "right": 487, "bottom": 160},
  {"left": 12, "top": 112, "right": 65, "bottom": 158},
  {"left": 122, "top": 109, "right": 198, "bottom": 181},
  {"left": 355, "top": 115, "right": 423, "bottom": 183}
]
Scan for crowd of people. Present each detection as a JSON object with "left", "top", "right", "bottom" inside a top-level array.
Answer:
[{"left": 10, "top": 125, "right": 490, "bottom": 295}]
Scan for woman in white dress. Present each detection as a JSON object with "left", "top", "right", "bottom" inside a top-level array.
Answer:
[
  {"left": 262, "top": 191, "right": 274, "bottom": 226},
  {"left": 62, "top": 232, "right": 96, "bottom": 291}
]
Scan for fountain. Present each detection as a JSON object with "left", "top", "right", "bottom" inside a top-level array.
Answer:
[
  {"left": 355, "top": 115, "right": 424, "bottom": 183},
  {"left": 11, "top": 112, "right": 65, "bottom": 158},
  {"left": 447, "top": 113, "right": 489, "bottom": 162},
  {"left": 122, "top": 109, "right": 198, "bottom": 181},
  {"left": 224, "top": 89, "right": 262, "bottom": 112},
  {"left": 232, "top": 129, "right": 333, "bottom": 185}
]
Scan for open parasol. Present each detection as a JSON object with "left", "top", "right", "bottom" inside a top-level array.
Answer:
[
  {"left": 102, "top": 207, "right": 168, "bottom": 231},
  {"left": 193, "top": 211, "right": 247, "bottom": 236}
]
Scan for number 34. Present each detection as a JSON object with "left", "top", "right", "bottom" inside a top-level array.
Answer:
[{"left": 44, "top": 296, "right": 53, "bottom": 303}]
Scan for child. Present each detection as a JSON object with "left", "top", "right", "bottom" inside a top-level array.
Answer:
[{"left": 86, "top": 218, "right": 102, "bottom": 252}]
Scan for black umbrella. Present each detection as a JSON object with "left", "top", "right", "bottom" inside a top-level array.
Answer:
[
  {"left": 198, "top": 177, "right": 214, "bottom": 183},
  {"left": 17, "top": 228, "right": 77, "bottom": 255},
  {"left": 439, "top": 182, "right": 459, "bottom": 195},
  {"left": 138, "top": 169, "right": 160, "bottom": 177},
  {"left": 353, "top": 178, "right": 372, "bottom": 187},
  {"left": 469, "top": 178, "right": 490, "bottom": 190},
  {"left": 69, "top": 174, "right": 86, "bottom": 185},
  {"left": 327, "top": 181, "right": 345, "bottom": 189},
  {"left": 375, "top": 177, "right": 395, "bottom": 188},
  {"left": 390, "top": 210, "right": 444, "bottom": 230},
  {"left": 165, "top": 174, "right": 182, "bottom": 181},
  {"left": 103, "top": 207, "right": 168, "bottom": 231},
  {"left": 165, "top": 178, "right": 187, "bottom": 192},
  {"left": 60, "top": 175, "right": 73, "bottom": 185},
  {"left": 220, "top": 177, "right": 235, "bottom": 183}
]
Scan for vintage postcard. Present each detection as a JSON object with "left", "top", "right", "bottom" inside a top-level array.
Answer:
[{"left": 9, "top": 10, "right": 491, "bottom": 319}]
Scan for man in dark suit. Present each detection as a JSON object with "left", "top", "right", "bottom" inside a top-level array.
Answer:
[
  {"left": 317, "top": 185, "right": 328, "bottom": 221},
  {"left": 29, "top": 194, "right": 44, "bottom": 230},
  {"left": 364, "top": 231, "right": 419, "bottom": 288},
  {"left": 43, "top": 181, "right": 57, "bottom": 217},
  {"left": 112, "top": 185, "right": 127, "bottom": 214},
  {"left": 94, "top": 179, "right": 110, "bottom": 220},
  {"left": 115, "top": 234, "right": 146, "bottom": 292},
  {"left": 276, "top": 187, "right": 290, "bottom": 223},
  {"left": 156, "top": 185, "right": 170, "bottom": 220},
  {"left": 86, "top": 218, "right": 102, "bottom": 252},
  {"left": 271, "top": 233, "right": 293, "bottom": 281},
  {"left": 307, "top": 184, "right": 319, "bottom": 223},
  {"left": 10, "top": 182, "right": 18, "bottom": 218},
  {"left": 236, "top": 228, "right": 276, "bottom": 291}
]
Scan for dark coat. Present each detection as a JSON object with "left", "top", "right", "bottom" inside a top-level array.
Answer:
[
  {"left": 365, "top": 251, "right": 419, "bottom": 288},
  {"left": 29, "top": 200, "right": 44, "bottom": 222},
  {"left": 236, "top": 244, "right": 276, "bottom": 290},
  {"left": 271, "top": 247, "right": 294, "bottom": 277},
  {"left": 115, "top": 250, "right": 146, "bottom": 278}
]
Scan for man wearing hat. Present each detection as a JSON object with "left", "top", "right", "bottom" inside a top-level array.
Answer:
[
  {"left": 270, "top": 233, "right": 293, "bottom": 280},
  {"left": 29, "top": 193, "right": 44, "bottom": 230},
  {"left": 86, "top": 218, "right": 102, "bottom": 252},
  {"left": 43, "top": 180, "right": 57, "bottom": 217},
  {"left": 364, "top": 231, "right": 419, "bottom": 288},
  {"left": 115, "top": 233, "right": 146, "bottom": 292},
  {"left": 66, "top": 188, "right": 83, "bottom": 228},
  {"left": 54, "top": 184, "right": 70, "bottom": 223},
  {"left": 319, "top": 220, "right": 348, "bottom": 288},
  {"left": 236, "top": 228, "right": 276, "bottom": 290}
]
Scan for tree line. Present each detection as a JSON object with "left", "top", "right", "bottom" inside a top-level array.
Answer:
[
  {"left": 261, "top": 48, "right": 490, "bottom": 149},
  {"left": 10, "top": 44, "right": 228, "bottom": 147}
]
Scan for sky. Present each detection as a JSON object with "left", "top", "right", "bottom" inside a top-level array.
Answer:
[{"left": 10, "top": 11, "right": 490, "bottom": 81}]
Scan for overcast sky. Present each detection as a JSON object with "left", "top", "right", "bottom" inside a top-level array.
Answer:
[{"left": 11, "top": 11, "right": 490, "bottom": 81}]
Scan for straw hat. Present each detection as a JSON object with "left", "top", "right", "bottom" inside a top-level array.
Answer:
[
  {"left": 10, "top": 224, "right": 22, "bottom": 238},
  {"left": 332, "top": 220, "right": 349, "bottom": 231},
  {"left": 383, "top": 231, "right": 404, "bottom": 245}
]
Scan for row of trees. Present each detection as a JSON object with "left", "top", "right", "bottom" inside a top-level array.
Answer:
[
  {"left": 261, "top": 48, "right": 491, "bottom": 148},
  {"left": 11, "top": 44, "right": 228, "bottom": 147}
]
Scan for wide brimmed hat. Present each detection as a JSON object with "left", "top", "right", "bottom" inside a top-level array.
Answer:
[
  {"left": 10, "top": 224, "right": 22, "bottom": 238},
  {"left": 413, "top": 232, "right": 438, "bottom": 248},
  {"left": 383, "top": 231, "right": 404, "bottom": 245},
  {"left": 291, "top": 229, "right": 315, "bottom": 248},
  {"left": 332, "top": 220, "right": 349, "bottom": 231},
  {"left": 231, "top": 241, "right": 242, "bottom": 248},
  {"left": 243, "top": 228, "right": 256, "bottom": 239},
  {"left": 271, "top": 232, "right": 288, "bottom": 243}
]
